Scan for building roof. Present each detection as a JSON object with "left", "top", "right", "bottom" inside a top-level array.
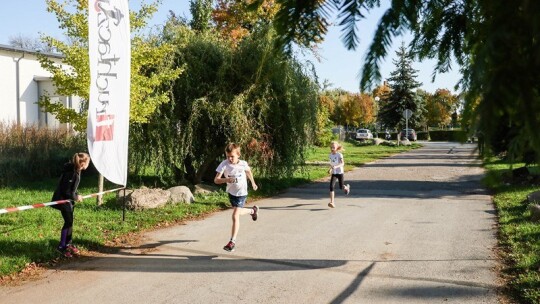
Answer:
[{"left": 0, "top": 43, "right": 64, "bottom": 59}]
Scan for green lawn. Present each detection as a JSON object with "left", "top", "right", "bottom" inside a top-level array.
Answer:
[
  {"left": 0, "top": 141, "right": 417, "bottom": 278},
  {"left": 483, "top": 160, "right": 540, "bottom": 303}
]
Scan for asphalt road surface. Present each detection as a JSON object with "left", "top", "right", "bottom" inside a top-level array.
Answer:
[{"left": 0, "top": 142, "right": 500, "bottom": 304}]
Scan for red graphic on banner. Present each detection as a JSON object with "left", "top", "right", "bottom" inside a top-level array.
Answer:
[{"left": 95, "top": 114, "right": 115, "bottom": 141}]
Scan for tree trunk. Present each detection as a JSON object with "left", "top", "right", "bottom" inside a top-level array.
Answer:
[{"left": 183, "top": 155, "right": 196, "bottom": 184}]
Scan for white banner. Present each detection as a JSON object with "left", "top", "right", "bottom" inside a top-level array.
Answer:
[{"left": 87, "top": 0, "right": 130, "bottom": 186}]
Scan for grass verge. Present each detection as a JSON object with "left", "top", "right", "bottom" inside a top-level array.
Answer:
[
  {"left": 0, "top": 141, "right": 418, "bottom": 279},
  {"left": 483, "top": 159, "right": 540, "bottom": 303}
]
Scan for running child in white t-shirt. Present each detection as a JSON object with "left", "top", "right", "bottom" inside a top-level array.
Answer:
[
  {"left": 214, "top": 143, "right": 259, "bottom": 252},
  {"left": 328, "top": 141, "right": 350, "bottom": 208}
]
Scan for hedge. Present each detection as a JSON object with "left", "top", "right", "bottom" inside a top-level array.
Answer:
[{"left": 428, "top": 130, "right": 468, "bottom": 142}]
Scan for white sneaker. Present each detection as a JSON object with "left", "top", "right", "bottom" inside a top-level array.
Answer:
[{"left": 345, "top": 184, "right": 350, "bottom": 195}]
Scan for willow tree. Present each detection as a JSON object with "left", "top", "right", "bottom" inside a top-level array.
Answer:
[
  {"left": 261, "top": 0, "right": 540, "bottom": 163},
  {"left": 38, "top": 0, "right": 181, "bottom": 131},
  {"left": 130, "top": 20, "right": 318, "bottom": 184}
]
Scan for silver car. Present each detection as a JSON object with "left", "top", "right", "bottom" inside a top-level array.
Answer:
[{"left": 355, "top": 129, "right": 373, "bottom": 140}]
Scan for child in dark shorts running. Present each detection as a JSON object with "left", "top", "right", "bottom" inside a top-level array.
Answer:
[{"left": 214, "top": 143, "right": 259, "bottom": 252}]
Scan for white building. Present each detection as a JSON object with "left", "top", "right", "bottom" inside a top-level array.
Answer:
[{"left": 0, "top": 44, "right": 81, "bottom": 129}]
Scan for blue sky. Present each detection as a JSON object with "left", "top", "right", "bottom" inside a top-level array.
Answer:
[{"left": 0, "top": 0, "right": 461, "bottom": 94}]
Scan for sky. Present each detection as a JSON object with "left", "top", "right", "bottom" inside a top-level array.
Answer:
[{"left": 0, "top": 0, "right": 462, "bottom": 94}]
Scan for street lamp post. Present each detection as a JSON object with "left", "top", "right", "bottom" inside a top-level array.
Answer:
[{"left": 374, "top": 96, "right": 380, "bottom": 132}]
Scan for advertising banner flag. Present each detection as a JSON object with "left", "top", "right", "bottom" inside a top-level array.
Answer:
[{"left": 87, "top": 0, "right": 130, "bottom": 186}]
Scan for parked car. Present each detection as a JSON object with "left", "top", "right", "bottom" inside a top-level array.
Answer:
[
  {"left": 355, "top": 128, "right": 373, "bottom": 140},
  {"left": 399, "top": 129, "right": 417, "bottom": 141}
]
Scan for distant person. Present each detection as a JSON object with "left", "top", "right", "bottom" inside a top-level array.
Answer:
[
  {"left": 477, "top": 131, "right": 485, "bottom": 156},
  {"left": 51, "top": 152, "right": 90, "bottom": 258},
  {"left": 214, "top": 143, "right": 259, "bottom": 252},
  {"left": 328, "top": 141, "right": 350, "bottom": 208},
  {"left": 385, "top": 129, "right": 391, "bottom": 140}
]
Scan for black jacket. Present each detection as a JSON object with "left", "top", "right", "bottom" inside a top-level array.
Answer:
[{"left": 52, "top": 163, "right": 80, "bottom": 201}]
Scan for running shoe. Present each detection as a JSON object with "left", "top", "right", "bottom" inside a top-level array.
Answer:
[
  {"left": 57, "top": 247, "right": 73, "bottom": 258},
  {"left": 251, "top": 205, "right": 259, "bottom": 221},
  {"left": 223, "top": 241, "right": 235, "bottom": 252},
  {"left": 66, "top": 243, "right": 80, "bottom": 255}
]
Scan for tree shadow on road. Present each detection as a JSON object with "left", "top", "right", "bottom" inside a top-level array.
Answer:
[
  {"left": 58, "top": 244, "right": 349, "bottom": 273},
  {"left": 330, "top": 262, "right": 375, "bottom": 304}
]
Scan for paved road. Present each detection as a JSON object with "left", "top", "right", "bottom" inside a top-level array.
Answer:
[{"left": 1, "top": 142, "right": 500, "bottom": 304}]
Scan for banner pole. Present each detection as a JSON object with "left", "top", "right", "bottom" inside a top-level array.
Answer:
[{"left": 122, "top": 187, "right": 126, "bottom": 222}]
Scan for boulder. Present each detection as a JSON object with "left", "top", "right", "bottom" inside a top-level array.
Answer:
[
  {"left": 373, "top": 138, "right": 384, "bottom": 146},
  {"left": 194, "top": 184, "right": 219, "bottom": 195},
  {"left": 400, "top": 138, "right": 411, "bottom": 146},
  {"left": 529, "top": 204, "right": 540, "bottom": 222},
  {"left": 527, "top": 190, "right": 540, "bottom": 203},
  {"left": 124, "top": 188, "right": 171, "bottom": 210},
  {"left": 168, "top": 186, "right": 194, "bottom": 204}
]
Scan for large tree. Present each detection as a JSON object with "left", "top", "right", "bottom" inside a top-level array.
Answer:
[
  {"left": 37, "top": 0, "right": 181, "bottom": 131},
  {"left": 189, "top": 0, "right": 213, "bottom": 33},
  {"left": 378, "top": 44, "right": 423, "bottom": 129},
  {"left": 263, "top": 0, "right": 540, "bottom": 163}
]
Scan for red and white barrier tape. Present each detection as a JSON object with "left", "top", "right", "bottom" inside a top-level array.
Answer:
[{"left": 0, "top": 187, "right": 125, "bottom": 215}]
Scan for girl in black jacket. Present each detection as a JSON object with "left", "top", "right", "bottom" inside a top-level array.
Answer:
[{"left": 51, "top": 152, "right": 90, "bottom": 257}]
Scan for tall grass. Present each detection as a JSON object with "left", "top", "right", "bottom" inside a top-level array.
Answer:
[{"left": 0, "top": 123, "right": 85, "bottom": 185}]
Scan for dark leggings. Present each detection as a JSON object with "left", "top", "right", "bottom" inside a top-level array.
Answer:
[
  {"left": 329, "top": 174, "right": 344, "bottom": 191},
  {"left": 51, "top": 202, "right": 74, "bottom": 247}
]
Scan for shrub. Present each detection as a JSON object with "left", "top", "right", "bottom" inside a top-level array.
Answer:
[
  {"left": 417, "top": 131, "right": 430, "bottom": 140},
  {"left": 428, "top": 130, "right": 468, "bottom": 142}
]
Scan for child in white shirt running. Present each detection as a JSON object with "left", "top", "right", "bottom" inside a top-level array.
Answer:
[
  {"left": 328, "top": 141, "right": 350, "bottom": 208},
  {"left": 214, "top": 143, "right": 259, "bottom": 252}
]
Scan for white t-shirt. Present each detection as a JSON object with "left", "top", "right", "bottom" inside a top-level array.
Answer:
[
  {"left": 329, "top": 152, "right": 344, "bottom": 174},
  {"left": 216, "top": 159, "right": 251, "bottom": 196}
]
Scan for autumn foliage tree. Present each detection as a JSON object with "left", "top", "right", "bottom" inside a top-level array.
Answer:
[
  {"left": 426, "top": 89, "right": 460, "bottom": 128},
  {"left": 212, "top": 0, "right": 279, "bottom": 44},
  {"left": 320, "top": 89, "right": 375, "bottom": 129}
]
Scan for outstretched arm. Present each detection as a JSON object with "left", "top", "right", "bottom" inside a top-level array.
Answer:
[{"left": 246, "top": 170, "right": 258, "bottom": 191}]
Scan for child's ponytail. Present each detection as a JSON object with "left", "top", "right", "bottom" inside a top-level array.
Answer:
[
  {"left": 331, "top": 141, "right": 343, "bottom": 152},
  {"left": 72, "top": 152, "right": 91, "bottom": 172}
]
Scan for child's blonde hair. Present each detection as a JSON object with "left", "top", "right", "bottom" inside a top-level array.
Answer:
[
  {"left": 225, "top": 143, "right": 241, "bottom": 156},
  {"left": 330, "top": 141, "right": 343, "bottom": 151},
  {"left": 72, "top": 152, "right": 90, "bottom": 172}
]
